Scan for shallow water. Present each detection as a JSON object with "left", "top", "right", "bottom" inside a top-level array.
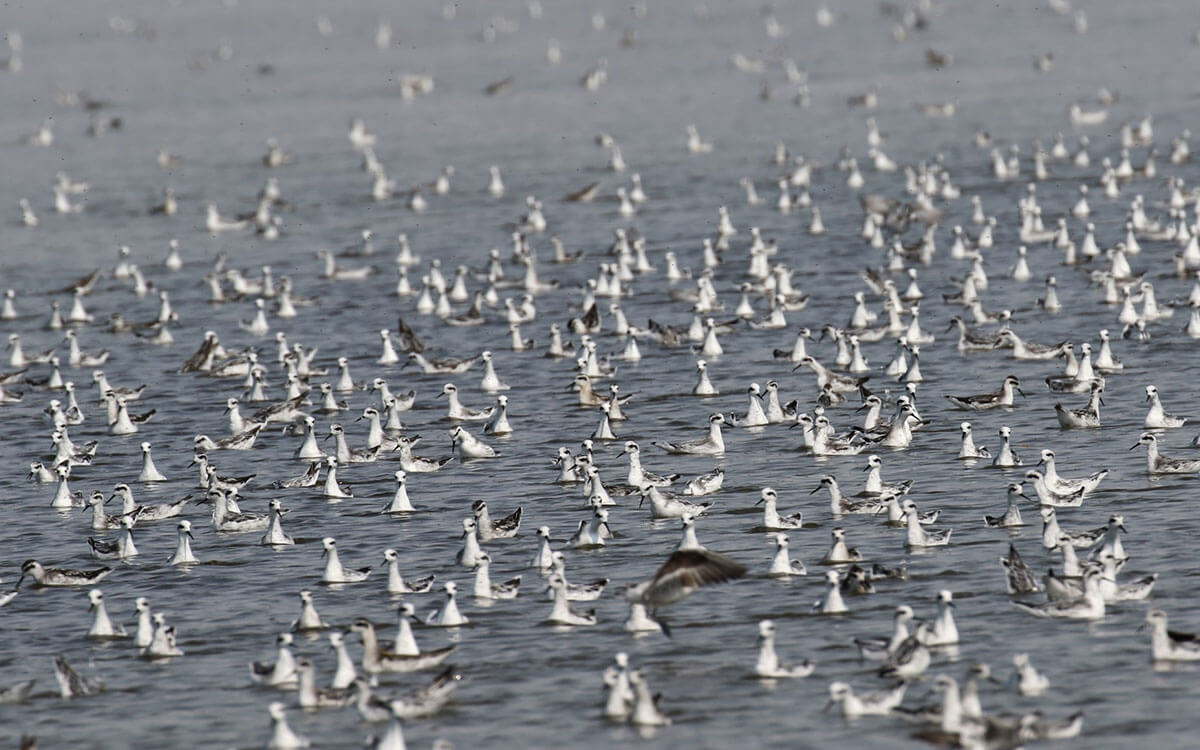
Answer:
[{"left": 1, "top": 1, "right": 1200, "bottom": 747}]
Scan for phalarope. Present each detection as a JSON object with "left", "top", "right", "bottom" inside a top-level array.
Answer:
[
  {"left": 87, "top": 515, "right": 139, "bottom": 559},
  {"left": 1131, "top": 432, "right": 1200, "bottom": 473},
  {"left": 321, "top": 457, "right": 353, "bottom": 498},
  {"left": 1025, "top": 470, "right": 1084, "bottom": 507},
  {"left": 168, "top": 520, "right": 199, "bottom": 565},
  {"left": 1014, "top": 567, "right": 1107, "bottom": 619},
  {"left": 295, "top": 658, "right": 353, "bottom": 709},
  {"left": 250, "top": 633, "right": 298, "bottom": 687},
  {"left": 393, "top": 435, "right": 453, "bottom": 473},
  {"left": 957, "top": 422, "right": 991, "bottom": 459},
  {"left": 425, "top": 581, "right": 469, "bottom": 626},
  {"left": 85, "top": 491, "right": 127, "bottom": 531},
  {"left": 855, "top": 605, "right": 914, "bottom": 661},
  {"left": 1038, "top": 449, "right": 1107, "bottom": 496},
  {"left": 1011, "top": 653, "right": 1050, "bottom": 696},
  {"left": 1145, "top": 610, "right": 1200, "bottom": 661},
  {"left": 266, "top": 701, "right": 308, "bottom": 749},
  {"left": 1054, "top": 381, "right": 1104, "bottom": 428},
  {"left": 755, "top": 620, "right": 814, "bottom": 678},
  {"left": 472, "top": 500, "right": 522, "bottom": 540},
  {"left": 985, "top": 483, "right": 1028, "bottom": 527},
  {"left": 456, "top": 518, "right": 484, "bottom": 567},
  {"left": 209, "top": 488, "right": 270, "bottom": 533},
  {"left": 626, "top": 547, "right": 746, "bottom": 607},
  {"left": 945, "top": 375, "right": 1024, "bottom": 409},
  {"left": 682, "top": 466, "right": 724, "bottom": 496},
  {"left": 321, "top": 537, "right": 371, "bottom": 583},
  {"left": 86, "top": 589, "right": 127, "bottom": 639},
  {"left": 812, "top": 476, "right": 882, "bottom": 515},
  {"left": 767, "top": 533, "right": 807, "bottom": 577},
  {"left": 824, "top": 681, "right": 906, "bottom": 718},
  {"left": 407, "top": 352, "right": 480, "bottom": 374},
  {"left": 624, "top": 441, "right": 678, "bottom": 487},
  {"left": 992, "top": 426, "right": 1023, "bottom": 467},
  {"left": 757, "top": 487, "right": 804, "bottom": 529},
  {"left": 450, "top": 425, "right": 499, "bottom": 458},
  {"left": 473, "top": 553, "right": 521, "bottom": 599},
  {"left": 639, "top": 485, "right": 711, "bottom": 519},
  {"left": 142, "top": 611, "right": 184, "bottom": 658},
  {"left": 549, "top": 552, "right": 609, "bottom": 601},
  {"left": 1001, "top": 543, "right": 1042, "bottom": 594},
  {"left": 879, "top": 625, "right": 931, "bottom": 678},
  {"left": 904, "top": 501, "right": 951, "bottom": 548},
  {"left": 653, "top": 413, "right": 726, "bottom": 455},
  {"left": 821, "top": 527, "right": 863, "bottom": 564},
  {"left": 1144, "top": 385, "right": 1186, "bottom": 428},
  {"left": 53, "top": 655, "right": 104, "bottom": 699}
]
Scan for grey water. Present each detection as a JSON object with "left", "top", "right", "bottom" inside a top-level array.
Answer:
[{"left": 1, "top": 0, "right": 1199, "bottom": 747}]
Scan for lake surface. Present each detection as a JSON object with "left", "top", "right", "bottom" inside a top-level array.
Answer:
[{"left": 1, "top": 1, "right": 1199, "bottom": 747}]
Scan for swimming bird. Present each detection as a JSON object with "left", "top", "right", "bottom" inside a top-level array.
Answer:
[
  {"left": 1000, "top": 543, "right": 1042, "bottom": 595},
  {"left": 321, "top": 537, "right": 371, "bottom": 584},
  {"left": 348, "top": 618, "right": 449, "bottom": 676},
  {"left": 1132, "top": 432, "right": 1200, "bottom": 473},
  {"left": 142, "top": 611, "right": 183, "bottom": 658},
  {"left": 321, "top": 457, "right": 353, "bottom": 498},
  {"left": 53, "top": 655, "right": 104, "bottom": 699},
  {"left": 945, "top": 375, "right": 1024, "bottom": 409},
  {"left": 249, "top": 633, "right": 298, "bottom": 687},
  {"left": 392, "top": 435, "right": 453, "bottom": 473},
  {"left": 295, "top": 658, "right": 353, "bottom": 709},
  {"left": 86, "top": 589, "right": 127, "bottom": 639},
  {"left": 1054, "top": 381, "right": 1104, "bottom": 428},
  {"left": 1145, "top": 609, "right": 1200, "bottom": 661},
  {"left": 472, "top": 499, "right": 522, "bottom": 540},
  {"left": 210, "top": 488, "right": 270, "bottom": 532},
  {"left": 629, "top": 669, "right": 670, "bottom": 726},
  {"left": 814, "top": 570, "right": 849, "bottom": 614},
  {"left": 821, "top": 527, "right": 863, "bottom": 564},
  {"left": 265, "top": 702, "right": 308, "bottom": 749},
  {"left": 87, "top": 516, "right": 139, "bottom": 560},
  {"left": 825, "top": 681, "right": 906, "bottom": 718},
  {"left": 904, "top": 501, "right": 951, "bottom": 548},
  {"left": 1014, "top": 568, "right": 1107, "bottom": 620},
  {"left": 957, "top": 422, "right": 991, "bottom": 459},
  {"left": 755, "top": 620, "right": 814, "bottom": 678},
  {"left": 425, "top": 581, "right": 469, "bottom": 626},
  {"left": 757, "top": 487, "right": 804, "bottom": 530},
  {"left": 854, "top": 605, "right": 915, "bottom": 661},
  {"left": 681, "top": 467, "right": 724, "bottom": 496},
  {"left": 652, "top": 413, "right": 726, "bottom": 455},
  {"left": 879, "top": 625, "right": 932, "bottom": 678},
  {"left": 450, "top": 425, "right": 499, "bottom": 458},
  {"left": 168, "top": 520, "right": 198, "bottom": 565},
  {"left": 639, "top": 485, "right": 711, "bottom": 520},
  {"left": 1038, "top": 449, "right": 1107, "bottom": 496},
  {"left": 985, "top": 483, "right": 1028, "bottom": 528},
  {"left": 1144, "top": 385, "right": 1186, "bottom": 428}
]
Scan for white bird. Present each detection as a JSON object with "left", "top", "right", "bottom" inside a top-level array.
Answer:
[
  {"left": 321, "top": 537, "right": 371, "bottom": 583},
  {"left": 168, "top": 520, "right": 199, "bottom": 565},
  {"left": 755, "top": 620, "right": 814, "bottom": 678}
]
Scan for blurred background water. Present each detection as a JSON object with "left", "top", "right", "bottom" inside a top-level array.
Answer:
[{"left": 1, "top": 1, "right": 1199, "bottom": 747}]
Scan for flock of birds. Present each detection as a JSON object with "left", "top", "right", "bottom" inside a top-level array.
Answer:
[{"left": 3, "top": 1, "right": 1200, "bottom": 749}]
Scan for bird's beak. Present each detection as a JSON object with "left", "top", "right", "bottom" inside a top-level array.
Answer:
[
  {"left": 1128, "top": 443, "right": 1139, "bottom": 450},
  {"left": 1119, "top": 524, "right": 1128, "bottom": 534},
  {"left": 1016, "top": 387, "right": 1028, "bottom": 398},
  {"left": 791, "top": 363, "right": 803, "bottom": 372},
  {"left": 186, "top": 530, "right": 194, "bottom": 541},
  {"left": 808, "top": 485, "right": 820, "bottom": 494},
  {"left": 821, "top": 699, "right": 834, "bottom": 713},
  {"left": 354, "top": 415, "right": 363, "bottom": 422},
  {"left": 436, "top": 391, "right": 446, "bottom": 398}
]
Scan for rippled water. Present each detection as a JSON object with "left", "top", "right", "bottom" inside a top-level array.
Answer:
[{"left": 2, "top": 1, "right": 1200, "bottom": 748}]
